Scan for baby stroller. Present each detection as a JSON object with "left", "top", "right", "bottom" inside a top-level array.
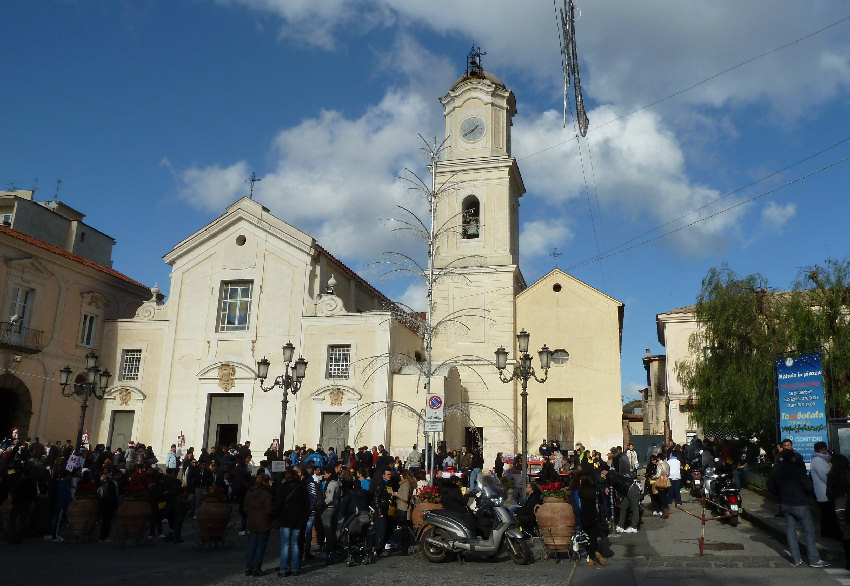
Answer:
[{"left": 340, "top": 511, "right": 373, "bottom": 566}]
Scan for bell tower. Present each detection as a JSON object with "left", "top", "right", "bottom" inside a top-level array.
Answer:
[{"left": 430, "top": 51, "right": 525, "bottom": 453}]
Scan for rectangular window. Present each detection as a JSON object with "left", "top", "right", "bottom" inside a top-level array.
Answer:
[
  {"left": 327, "top": 345, "right": 351, "bottom": 379},
  {"left": 79, "top": 313, "right": 97, "bottom": 346},
  {"left": 217, "top": 281, "right": 253, "bottom": 332},
  {"left": 5, "top": 286, "right": 33, "bottom": 333},
  {"left": 120, "top": 349, "right": 143, "bottom": 381}
]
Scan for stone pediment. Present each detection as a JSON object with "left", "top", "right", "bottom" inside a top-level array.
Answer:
[
  {"left": 310, "top": 385, "right": 361, "bottom": 406},
  {"left": 197, "top": 361, "right": 257, "bottom": 392},
  {"left": 6, "top": 256, "right": 55, "bottom": 280},
  {"left": 104, "top": 386, "right": 146, "bottom": 405}
]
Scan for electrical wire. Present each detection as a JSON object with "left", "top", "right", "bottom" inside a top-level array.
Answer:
[{"left": 566, "top": 152, "right": 850, "bottom": 271}]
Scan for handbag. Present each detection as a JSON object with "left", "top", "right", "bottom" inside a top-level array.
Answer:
[{"left": 655, "top": 475, "right": 670, "bottom": 489}]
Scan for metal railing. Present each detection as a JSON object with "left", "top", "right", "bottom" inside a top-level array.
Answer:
[{"left": 0, "top": 321, "right": 44, "bottom": 352}]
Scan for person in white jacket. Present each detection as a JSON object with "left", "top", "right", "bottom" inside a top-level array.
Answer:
[{"left": 812, "top": 441, "right": 840, "bottom": 538}]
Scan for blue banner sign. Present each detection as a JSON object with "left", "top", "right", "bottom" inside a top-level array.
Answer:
[{"left": 776, "top": 353, "right": 828, "bottom": 463}]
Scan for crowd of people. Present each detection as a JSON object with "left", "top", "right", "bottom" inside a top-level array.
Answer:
[{"left": 5, "top": 431, "right": 850, "bottom": 572}]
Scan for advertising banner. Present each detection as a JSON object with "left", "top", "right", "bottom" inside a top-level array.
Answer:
[{"left": 776, "top": 352, "right": 828, "bottom": 463}]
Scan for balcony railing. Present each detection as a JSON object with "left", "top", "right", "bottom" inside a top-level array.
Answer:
[{"left": 0, "top": 322, "right": 44, "bottom": 353}]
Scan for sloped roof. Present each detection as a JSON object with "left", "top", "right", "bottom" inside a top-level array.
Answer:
[{"left": 0, "top": 225, "right": 148, "bottom": 291}]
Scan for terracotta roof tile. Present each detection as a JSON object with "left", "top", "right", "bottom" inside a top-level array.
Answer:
[{"left": 0, "top": 225, "right": 149, "bottom": 291}]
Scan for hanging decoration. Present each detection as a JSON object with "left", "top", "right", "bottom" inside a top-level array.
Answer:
[{"left": 556, "top": 0, "right": 589, "bottom": 136}]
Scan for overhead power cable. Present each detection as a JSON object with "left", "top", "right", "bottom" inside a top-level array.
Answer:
[{"left": 566, "top": 152, "right": 850, "bottom": 271}]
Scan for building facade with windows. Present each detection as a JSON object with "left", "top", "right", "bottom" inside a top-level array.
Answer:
[
  {"left": 95, "top": 197, "right": 425, "bottom": 456},
  {"left": 655, "top": 305, "right": 703, "bottom": 444},
  {"left": 0, "top": 211, "right": 150, "bottom": 442}
]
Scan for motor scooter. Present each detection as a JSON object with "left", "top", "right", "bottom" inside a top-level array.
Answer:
[
  {"left": 420, "top": 476, "right": 532, "bottom": 564},
  {"left": 702, "top": 458, "right": 741, "bottom": 526},
  {"left": 682, "top": 453, "right": 703, "bottom": 497}
]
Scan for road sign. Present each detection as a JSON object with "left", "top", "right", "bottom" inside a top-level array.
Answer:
[
  {"left": 425, "top": 420, "right": 444, "bottom": 432},
  {"left": 426, "top": 393, "right": 444, "bottom": 423}
]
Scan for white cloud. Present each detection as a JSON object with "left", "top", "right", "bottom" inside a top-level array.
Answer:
[
  {"left": 176, "top": 161, "right": 250, "bottom": 210},
  {"left": 760, "top": 201, "right": 797, "bottom": 231},
  {"left": 520, "top": 218, "right": 573, "bottom": 263},
  {"left": 397, "top": 282, "right": 426, "bottom": 313},
  {"left": 218, "top": 1, "right": 850, "bottom": 121},
  {"left": 622, "top": 381, "right": 644, "bottom": 403},
  {"left": 515, "top": 105, "right": 744, "bottom": 257}
]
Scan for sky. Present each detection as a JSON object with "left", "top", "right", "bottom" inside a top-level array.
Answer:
[{"left": 3, "top": 1, "right": 850, "bottom": 404}]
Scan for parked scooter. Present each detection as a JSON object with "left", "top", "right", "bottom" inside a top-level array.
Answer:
[
  {"left": 702, "top": 458, "right": 741, "bottom": 526},
  {"left": 682, "top": 454, "right": 703, "bottom": 497},
  {"left": 420, "top": 476, "right": 532, "bottom": 564}
]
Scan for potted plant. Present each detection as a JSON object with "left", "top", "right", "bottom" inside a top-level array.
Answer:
[
  {"left": 66, "top": 482, "right": 99, "bottom": 539},
  {"left": 412, "top": 485, "right": 442, "bottom": 528},
  {"left": 116, "top": 482, "right": 152, "bottom": 545},
  {"left": 535, "top": 480, "right": 576, "bottom": 551},
  {"left": 196, "top": 486, "right": 232, "bottom": 544}
]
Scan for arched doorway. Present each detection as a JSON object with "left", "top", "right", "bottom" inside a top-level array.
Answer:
[{"left": 0, "top": 373, "right": 33, "bottom": 439}]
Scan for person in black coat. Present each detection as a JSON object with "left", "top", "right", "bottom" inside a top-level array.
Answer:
[
  {"left": 768, "top": 449, "right": 827, "bottom": 567},
  {"left": 575, "top": 470, "right": 607, "bottom": 565},
  {"left": 274, "top": 471, "right": 308, "bottom": 576},
  {"left": 438, "top": 474, "right": 466, "bottom": 513},
  {"left": 513, "top": 481, "right": 542, "bottom": 530}
]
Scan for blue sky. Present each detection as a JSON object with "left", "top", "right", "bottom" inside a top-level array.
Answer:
[{"left": 3, "top": 1, "right": 850, "bottom": 403}]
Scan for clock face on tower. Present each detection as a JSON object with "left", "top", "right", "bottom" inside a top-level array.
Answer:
[{"left": 460, "top": 116, "right": 486, "bottom": 143}]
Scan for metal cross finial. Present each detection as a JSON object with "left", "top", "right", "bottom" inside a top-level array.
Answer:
[
  {"left": 247, "top": 172, "right": 262, "bottom": 199},
  {"left": 551, "top": 247, "right": 563, "bottom": 267}
]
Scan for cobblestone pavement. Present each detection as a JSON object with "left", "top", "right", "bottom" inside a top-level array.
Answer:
[{"left": 5, "top": 494, "right": 850, "bottom": 586}]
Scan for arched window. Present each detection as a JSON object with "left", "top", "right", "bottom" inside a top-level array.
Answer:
[{"left": 461, "top": 195, "right": 480, "bottom": 239}]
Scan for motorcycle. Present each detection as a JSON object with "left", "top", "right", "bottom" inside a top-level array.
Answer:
[
  {"left": 702, "top": 458, "right": 741, "bottom": 527},
  {"left": 682, "top": 454, "right": 703, "bottom": 497},
  {"left": 420, "top": 476, "right": 532, "bottom": 564}
]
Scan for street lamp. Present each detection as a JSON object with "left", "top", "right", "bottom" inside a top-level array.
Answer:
[
  {"left": 256, "top": 341, "right": 308, "bottom": 460},
  {"left": 495, "top": 329, "right": 553, "bottom": 494},
  {"left": 59, "top": 350, "right": 112, "bottom": 452}
]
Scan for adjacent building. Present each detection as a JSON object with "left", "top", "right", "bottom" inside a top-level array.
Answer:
[{"left": 0, "top": 190, "right": 149, "bottom": 442}]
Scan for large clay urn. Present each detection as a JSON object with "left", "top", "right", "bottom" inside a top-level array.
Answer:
[
  {"left": 196, "top": 501, "right": 232, "bottom": 543},
  {"left": 412, "top": 501, "right": 443, "bottom": 529},
  {"left": 66, "top": 497, "right": 99, "bottom": 539},
  {"left": 116, "top": 499, "right": 152, "bottom": 544},
  {"left": 535, "top": 496, "right": 575, "bottom": 551}
]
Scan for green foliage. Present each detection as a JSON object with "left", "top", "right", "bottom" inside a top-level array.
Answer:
[{"left": 676, "top": 259, "right": 850, "bottom": 448}]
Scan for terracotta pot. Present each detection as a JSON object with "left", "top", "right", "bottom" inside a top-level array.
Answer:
[
  {"left": 535, "top": 497, "right": 575, "bottom": 551},
  {"left": 197, "top": 501, "right": 232, "bottom": 543},
  {"left": 412, "top": 501, "right": 443, "bottom": 529},
  {"left": 116, "top": 499, "right": 152, "bottom": 543},
  {"left": 66, "top": 497, "right": 99, "bottom": 538}
]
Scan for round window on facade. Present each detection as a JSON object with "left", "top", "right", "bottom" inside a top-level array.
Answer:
[
  {"left": 553, "top": 283, "right": 562, "bottom": 292},
  {"left": 236, "top": 235, "right": 247, "bottom": 246},
  {"left": 551, "top": 349, "right": 570, "bottom": 365}
]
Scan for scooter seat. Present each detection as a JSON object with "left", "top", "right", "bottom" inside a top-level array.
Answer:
[{"left": 431, "top": 508, "right": 477, "bottom": 536}]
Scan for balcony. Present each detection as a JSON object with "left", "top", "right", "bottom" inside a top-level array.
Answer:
[{"left": 0, "top": 322, "right": 44, "bottom": 353}]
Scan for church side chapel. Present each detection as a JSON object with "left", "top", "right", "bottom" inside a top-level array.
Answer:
[{"left": 94, "top": 51, "right": 624, "bottom": 463}]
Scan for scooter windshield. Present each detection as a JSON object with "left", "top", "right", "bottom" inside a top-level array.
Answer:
[{"left": 477, "top": 475, "right": 505, "bottom": 503}]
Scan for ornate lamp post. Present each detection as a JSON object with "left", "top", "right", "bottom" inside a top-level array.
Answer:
[
  {"left": 495, "top": 329, "right": 553, "bottom": 494},
  {"left": 59, "top": 350, "right": 111, "bottom": 452},
  {"left": 256, "top": 341, "right": 307, "bottom": 460}
]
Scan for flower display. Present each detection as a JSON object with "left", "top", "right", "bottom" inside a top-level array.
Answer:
[
  {"left": 539, "top": 481, "right": 571, "bottom": 502},
  {"left": 415, "top": 485, "right": 441, "bottom": 504}
]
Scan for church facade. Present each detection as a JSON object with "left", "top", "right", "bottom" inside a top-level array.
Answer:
[{"left": 90, "top": 63, "right": 624, "bottom": 462}]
